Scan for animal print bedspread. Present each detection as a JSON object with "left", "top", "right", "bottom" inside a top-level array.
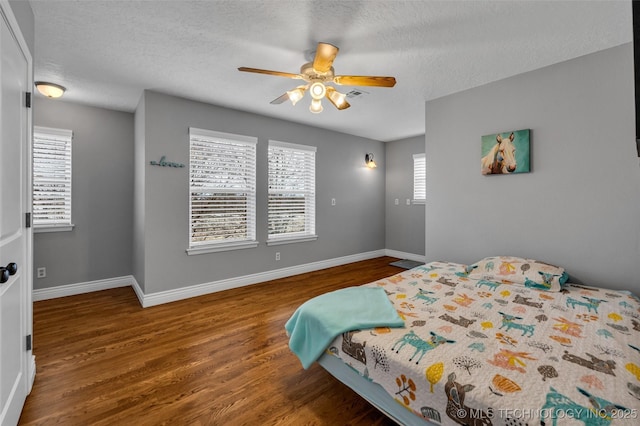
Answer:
[{"left": 326, "top": 262, "right": 640, "bottom": 425}]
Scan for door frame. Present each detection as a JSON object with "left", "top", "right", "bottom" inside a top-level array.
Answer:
[{"left": 0, "top": 0, "right": 35, "bottom": 398}]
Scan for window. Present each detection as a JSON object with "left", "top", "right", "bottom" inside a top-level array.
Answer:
[
  {"left": 413, "top": 153, "right": 426, "bottom": 203},
  {"left": 33, "top": 126, "right": 73, "bottom": 232},
  {"left": 188, "top": 128, "right": 257, "bottom": 255},
  {"left": 267, "top": 140, "right": 316, "bottom": 244}
]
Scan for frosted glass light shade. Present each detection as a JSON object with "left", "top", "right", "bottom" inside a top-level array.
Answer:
[{"left": 35, "top": 82, "right": 66, "bottom": 98}]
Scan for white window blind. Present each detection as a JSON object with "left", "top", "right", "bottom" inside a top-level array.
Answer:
[
  {"left": 413, "top": 153, "right": 426, "bottom": 203},
  {"left": 268, "top": 140, "right": 316, "bottom": 243},
  {"left": 33, "top": 126, "right": 73, "bottom": 229},
  {"left": 188, "top": 128, "right": 257, "bottom": 253}
]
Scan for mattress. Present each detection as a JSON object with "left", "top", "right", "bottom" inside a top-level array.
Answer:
[{"left": 319, "top": 261, "right": 640, "bottom": 425}]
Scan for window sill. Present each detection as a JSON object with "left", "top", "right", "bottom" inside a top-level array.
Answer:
[
  {"left": 186, "top": 240, "right": 259, "bottom": 255},
  {"left": 412, "top": 199, "right": 426, "bottom": 205},
  {"left": 266, "top": 235, "right": 318, "bottom": 246},
  {"left": 34, "top": 224, "right": 75, "bottom": 233}
]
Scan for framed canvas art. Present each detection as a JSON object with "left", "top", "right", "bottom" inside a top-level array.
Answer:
[{"left": 481, "top": 129, "right": 530, "bottom": 175}]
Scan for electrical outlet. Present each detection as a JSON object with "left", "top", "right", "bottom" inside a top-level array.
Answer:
[
  {"left": 406, "top": 198, "right": 411, "bottom": 205},
  {"left": 275, "top": 252, "right": 280, "bottom": 261},
  {"left": 331, "top": 198, "right": 336, "bottom": 206},
  {"left": 394, "top": 198, "right": 399, "bottom": 205},
  {"left": 37, "top": 267, "right": 46, "bottom": 278}
]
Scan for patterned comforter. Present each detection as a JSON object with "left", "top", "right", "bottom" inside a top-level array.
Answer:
[{"left": 326, "top": 261, "right": 640, "bottom": 425}]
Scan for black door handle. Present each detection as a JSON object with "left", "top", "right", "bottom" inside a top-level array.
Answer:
[
  {"left": 5, "top": 262, "right": 17, "bottom": 275},
  {"left": 0, "top": 263, "right": 17, "bottom": 284}
]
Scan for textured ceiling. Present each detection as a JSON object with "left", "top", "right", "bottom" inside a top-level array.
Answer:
[{"left": 30, "top": 0, "right": 632, "bottom": 142}]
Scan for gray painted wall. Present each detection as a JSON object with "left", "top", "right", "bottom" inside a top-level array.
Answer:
[
  {"left": 133, "top": 95, "right": 146, "bottom": 292},
  {"left": 385, "top": 135, "right": 425, "bottom": 256},
  {"left": 33, "top": 45, "right": 637, "bottom": 295},
  {"left": 135, "top": 91, "right": 386, "bottom": 294},
  {"left": 425, "top": 43, "right": 640, "bottom": 291},
  {"left": 9, "top": 0, "right": 34, "bottom": 55},
  {"left": 33, "top": 98, "right": 134, "bottom": 289}
]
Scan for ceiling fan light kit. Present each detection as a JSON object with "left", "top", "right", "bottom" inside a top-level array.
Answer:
[
  {"left": 309, "top": 82, "right": 326, "bottom": 99},
  {"left": 286, "top": 86, "right": 306, "bottom": 105},
  {"left": 309, "top": 98, "right": 323, "bottom": 114},
  {"left": 325, "top": 86, "right": 348, "bottom": 110},
  {"left": 239, "top": 42, "right": 396, "bottom": 114}
]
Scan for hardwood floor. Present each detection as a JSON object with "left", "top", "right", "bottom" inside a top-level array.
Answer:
[{"left": 20, "top": 257, "right": 403, "bottom": 425}]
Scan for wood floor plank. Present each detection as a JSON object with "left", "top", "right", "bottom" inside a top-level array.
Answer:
[{"left": 19, "top": 257, "right": 404, "bottom": 425}]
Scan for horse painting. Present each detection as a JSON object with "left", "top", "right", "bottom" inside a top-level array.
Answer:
[{"left": 481, "top": 132, "right": 517, "bottom": 175}]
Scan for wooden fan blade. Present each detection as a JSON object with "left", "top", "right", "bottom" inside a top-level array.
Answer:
[
  {"left": 333, "top": 75, "right": 396, "bottom": 87},
  {"left": 325, "top": 87, "right": 350, "bottom": 110},
  {"left": 238, "top": 67, "right": 303, "bottom": 79},
  {"left": 313, "top": 42, "right": 339, "bottom": 73},
  {"left": 270, "top": 93, "right": 290, "bottom": 104}
]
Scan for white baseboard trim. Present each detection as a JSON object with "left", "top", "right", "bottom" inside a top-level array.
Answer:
[
  {"left": 130, "top": 277, "right": 145, "bottom": 307},
  {"left": 384, "top": 249, "right": 425, "bottom": 263},
  {"left": 33, "top": 249, "right": 424, "bottom": 308},
  {"left": 28, "top": 355, "right": 36, "bottom": 394},
  {"left": 33, "top": 276, "right": 133, "bottom": 302},
  {"left": 138, "top": 249, "right": 386, "bottom": 308}
]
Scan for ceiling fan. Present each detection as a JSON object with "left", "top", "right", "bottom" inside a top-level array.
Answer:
[{"left": 238, "top": 42, "right": 396, "bottom": 113}]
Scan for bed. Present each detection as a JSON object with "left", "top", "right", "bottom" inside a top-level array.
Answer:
[{"left": 286, "top": 257, "right": 640, "bottom": 425}]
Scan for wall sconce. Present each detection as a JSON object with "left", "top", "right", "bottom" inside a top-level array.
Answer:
[
  {"left": 365, "top": 153, "right": 377, "bottom": 168},
  {"left": 35, "top": 81, "right": 66, "bottom": 98}
]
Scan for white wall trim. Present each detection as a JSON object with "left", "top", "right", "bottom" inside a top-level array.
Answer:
[
  {"left": 138, "top": 249, "right": 385, "bottom": 308},
  {"left": 28, "top": 355, "right": 36, "bottom": 394},
  {"left": 384, "top": 249, "right": 425, "bottom": 263},
  {"left": 130, "top": 277, "right": 145, "bottom": 307},
  {"left": 33, "top": 250, "right": 409, "bottom": 308},
  {"left": 33, "top": 276, "right": 133, "bottom": 301}
]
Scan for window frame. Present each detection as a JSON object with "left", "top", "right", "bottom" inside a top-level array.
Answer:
[
  {"left": 267, "top": 140, "right": 317, "bottom": 246},
  {"left": 187, "top": 127, "right": 258, "bottom": 255},
  {"left": 412, "top": 153, "right": 426, "bottom": 204},
  {"left": 32, "top": 126, "right": 74, "bottom": 233}
]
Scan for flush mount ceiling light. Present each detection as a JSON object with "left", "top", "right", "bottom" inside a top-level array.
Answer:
[
  {"left": 35, "top": 81, "right": 66, "bottom": 98},
  {"left": 239, "top": 42, "right": 396, "bottom": 114},
  {"left": 365, "top": 153, "right": 377, "bottom": 169}
]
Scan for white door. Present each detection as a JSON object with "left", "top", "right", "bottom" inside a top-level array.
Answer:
[{"left": 0, "top": 2, "right": 33, "bottom": 425}]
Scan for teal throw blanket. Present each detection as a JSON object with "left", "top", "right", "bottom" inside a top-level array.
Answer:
[{"left": 285, "top": 286, "right": 405, "bottom": 369}]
